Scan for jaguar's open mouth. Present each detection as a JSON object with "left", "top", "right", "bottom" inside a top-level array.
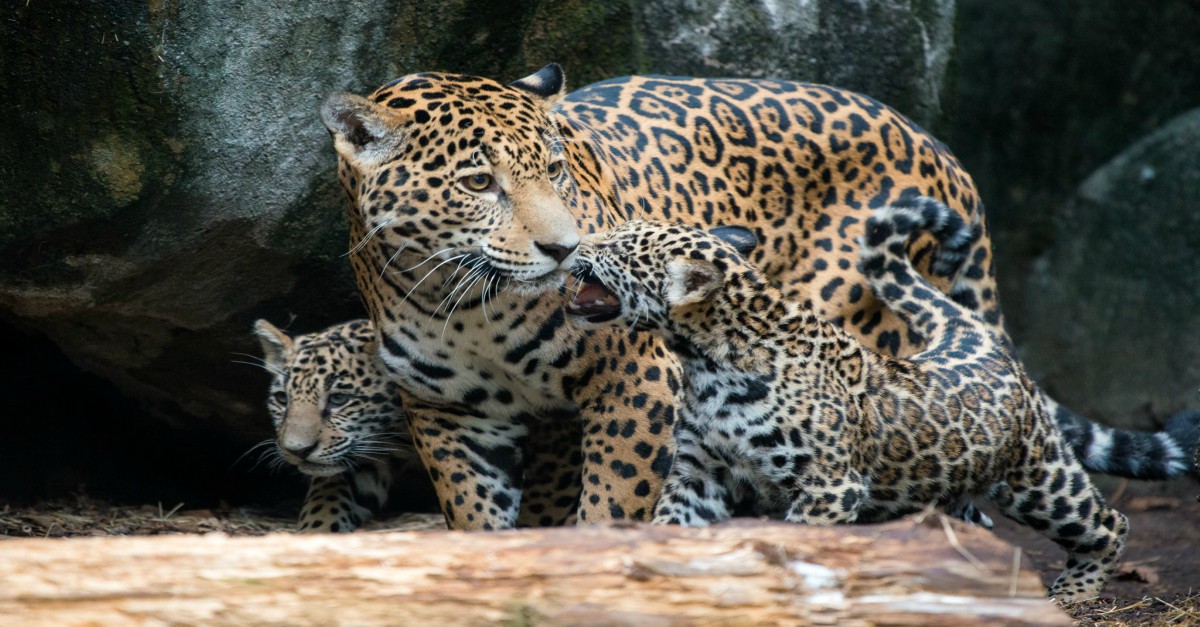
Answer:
[{"left": 566, "top": 266, "right": 621, "bottom": 323}]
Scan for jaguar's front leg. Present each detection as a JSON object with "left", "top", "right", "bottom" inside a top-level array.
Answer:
[
  {"left": 783, "top": 463, "right": 866, "bottom": 526},
  {"left": 350, "top": 457, "right": 396, "bottom": 513},
  {"left": 298, "top": 474, "right": 372, "bottom": 533},
  {"left": 517, "top": 416, "right": 582, "bottom": 527},
  {"left": 652, "top": 424, "right": 732, "bottom": 526},
  {"left": 571, "top": 332, "right": 683, "bottom": 523},
  {"left": 403, "top": 395, "right": 527, "bottom": 530}
]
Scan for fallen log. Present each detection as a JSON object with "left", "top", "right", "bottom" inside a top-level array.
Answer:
[{"left": 0, "top": 515, "right": 1067, "bottom": 625}]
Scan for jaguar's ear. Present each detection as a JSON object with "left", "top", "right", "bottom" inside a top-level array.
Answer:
[
  {"left": 254, "top": 319, "right": 293, "bottom": 373},
  {"left": 320, "top": 92, "right": 406, "bottom": 165},
  {"left": 665, "top": 259, "right": 723, "bottom": 308},
  {"left": 510, "top": 63, "right": 567, "bottom": 110},
  {"left": 709, "top": 225, "right": 758, "bottom": 258}
]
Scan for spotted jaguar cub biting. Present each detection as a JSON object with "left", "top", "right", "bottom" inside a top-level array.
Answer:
[
  {"left": 255, "top": 319, "right": 419, "bottom": 532},
  {"left": 566, "top": 197, "right": 1127, "bottom": 601}
]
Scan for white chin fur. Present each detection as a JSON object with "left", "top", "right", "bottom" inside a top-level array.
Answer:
[
  {"left": 506, "top": 272, "right": 565, "bottom": 296},
  {"left": 563, "top": 314, "right": 611, "bottom": 330},
  {"left": 298, "top": 461, "right": 347, "bottom": 477}
]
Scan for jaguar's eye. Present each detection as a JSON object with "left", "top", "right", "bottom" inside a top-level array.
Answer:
[
  {"left": 460, "top": 173, "right": 493, "bottom": 192},
  {"left": 327, "top": 392, "right": 352, "bottom": 408},
  {"left": 271, "top": 391, "right": 288, "bottom": 405},
  {"left": 547, "top": 160, "right": 565, "bottom": 180}
]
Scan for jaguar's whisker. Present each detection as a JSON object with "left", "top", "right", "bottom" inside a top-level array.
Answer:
[
  {"left": 231, "top": 357, "right": 284, "bottom": 378},
  {"left": 233, "top": 439, "right": 277, "bottom": 471},
  {"left": 481, "top": 272, "right": 498, "bottom": 324},
  {"left": 440, "top": 254, "right": 472, "bottom": 288},
  {"left": 433, "top": 259, "right": 487, "bottom": 320},
  {"left": 429, "top": 258, "right": 484, "bottom": 322},
  {"left": 442, "top": 271, "right": 488, "bottom": 339},
  {"left": 397, "top": 246, "right": 458, "bottom": 274},
  {"left": 376, "top": 243, "right": 410, "bottom": 279},
  {"left": 346, "top": 217, "right": 396, "bottom": 257},
  {"left": 398, "top": 254, "right": 469, "bottom": 307}
]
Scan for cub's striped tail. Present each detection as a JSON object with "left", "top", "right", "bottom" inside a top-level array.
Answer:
[
  {"left": 860, "top": 194, "right": 1200, "bottom": 480},
  {"left": 1048, "top": 398, "right": 1199, "bottom": 480},
  {"left": 858, "top": 195, "right": 981, "bottom": 352}
]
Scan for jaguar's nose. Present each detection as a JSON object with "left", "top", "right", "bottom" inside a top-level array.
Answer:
[
  {"left": 535, "top": 240, "right": 578, "bottom": 263},
  {"left": 281, "top": 441, "right": 318, "bottom": 459}
]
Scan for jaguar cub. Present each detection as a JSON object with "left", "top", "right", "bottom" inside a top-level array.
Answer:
[
  {"left": 254, "top": 319, "right": 418, "bottom": 532},
  {"left": 566, "top": 199, "right": 1127, "bottom": 602}
]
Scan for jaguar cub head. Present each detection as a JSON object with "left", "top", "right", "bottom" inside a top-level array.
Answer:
[
  {"left": 253, "top": 319, "right": 408, "bottom": 477},
  {"left": 567, "top": 220, "right": 759, "bottom": 336},
  {"left": 321, "top": 63, "right": 581, "bottom": 295}
]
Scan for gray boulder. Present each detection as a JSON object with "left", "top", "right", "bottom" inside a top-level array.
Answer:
[
  {"left": 946, "top": 0, "right": 1200, "bottom": 363},
  {"left": 1022, "top": 109, "right": 1200, "bottom": 429},
  {"left": 0, "top": 0, "right": 956, "bottom": 445}
]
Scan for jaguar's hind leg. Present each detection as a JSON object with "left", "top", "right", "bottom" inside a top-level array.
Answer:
[
  {"left": 990, "top": 440, "right": 1128, "bottom": 603},
  {"left": 1051, "top": 508, "right": 1128, "bottom": 603}
]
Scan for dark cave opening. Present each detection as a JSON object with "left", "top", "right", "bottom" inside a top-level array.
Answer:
[
  {"left": 0, "top": 318, "right": 309, "bottom": 514},
  {"left": 0, "top": 316, "right": 437, "bottom": 527}
]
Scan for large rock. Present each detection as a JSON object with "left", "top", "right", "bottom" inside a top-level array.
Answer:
[
  {"left": 0, "top": 1, "right": 956, "bottom": 446},
  {"left": 946, "top": 0, "right": 1200, "bottom": 348},
  {"left": 1022, "top": 109, "right": 1200, "bottom": 428}
]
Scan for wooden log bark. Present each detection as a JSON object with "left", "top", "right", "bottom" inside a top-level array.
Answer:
[{"left": 0, "top": 516, "right": 1068, "bottom": 626}]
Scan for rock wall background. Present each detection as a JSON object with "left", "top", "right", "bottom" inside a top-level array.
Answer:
[
  {"left": 0, "top": 0, "right": 1196, "bottom": 502},
  {"left": 946, "top": 0, "right": 1200, "bottom": 428}
]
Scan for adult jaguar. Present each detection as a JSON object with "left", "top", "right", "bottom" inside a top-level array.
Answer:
[
  {"left": 564, "top": 204, "right": 1126, "bottom": 602},
  {"left": 254, "top": 318, "right": 418, "bottom": 532},
  {"left": 318, "top": 63, "right": 1195, "bottom": 529}
]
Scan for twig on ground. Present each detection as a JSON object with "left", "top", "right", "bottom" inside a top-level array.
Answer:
[
  {"left": 1009, "top": 546, "right": 1022, "bottom": 597},
  {"left": 939, "top": 514, "right": 988, "bottom": 572}
]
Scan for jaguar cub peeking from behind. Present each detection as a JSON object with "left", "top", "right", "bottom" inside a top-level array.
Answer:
[
  {"left": 566, "top": 197, "right": 1127, "bottom": 602},
  {"left": 254, "top": 319, "right": 419, "bottom": 532}
]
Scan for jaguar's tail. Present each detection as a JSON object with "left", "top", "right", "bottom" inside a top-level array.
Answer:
[
  {"left": 858, "top": 195, "right": 981, "bottom": 352},
  {"left": 1046, "top": 395, "right": 1199, "bottom": 480},
  {"left": 860, "top": 196, "right": 1200, "bottom": 479}
]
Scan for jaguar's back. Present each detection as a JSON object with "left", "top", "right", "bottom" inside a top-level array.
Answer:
[{"left": 559, "top": 75, "right": 991, "bottom": 355}]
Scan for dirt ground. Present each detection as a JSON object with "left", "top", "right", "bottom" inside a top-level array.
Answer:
[{"left": 1, "top": 476, "right": 1196, "bottom": 625}]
